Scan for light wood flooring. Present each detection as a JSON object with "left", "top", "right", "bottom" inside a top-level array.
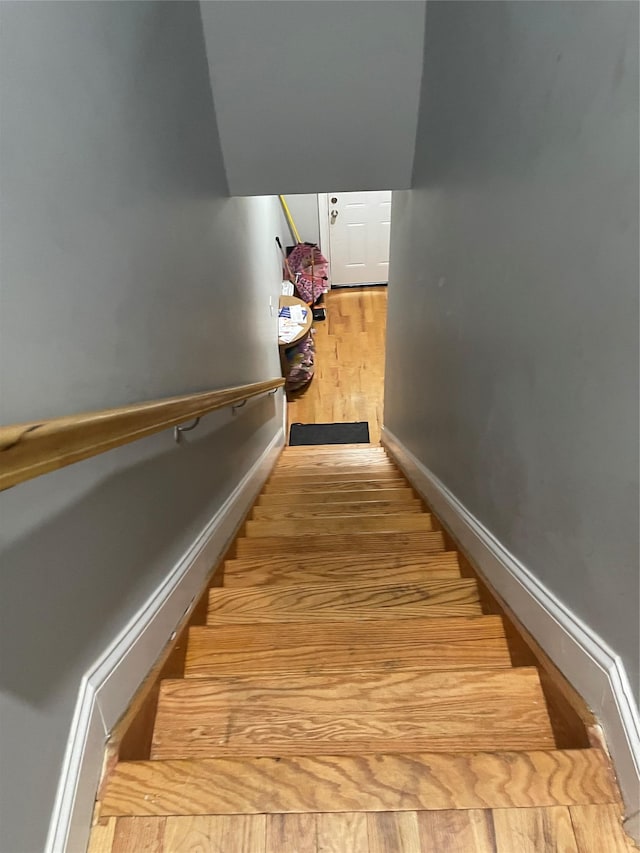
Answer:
[
  {"left": 286, "top": 286, "right": 387, "bottom": 443},
  {"left": 91, "top": 805, "right": 635, "bottom": 853},
  {"left": 90, "top": 446, "right": 636, "bottom": 853}
]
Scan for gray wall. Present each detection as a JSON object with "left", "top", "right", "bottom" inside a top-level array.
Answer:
[
  {"left": 279, "top": 194, "right": 321, "bottom": 248},
  {"left": 385, "top": 1, "right": 639, "bottom": 699},
  {"left": 0, "top": 3, "right": 288, "bottom": 851},
  {"left": 200, "top": 1, "right": 426, "bottom": 196}
]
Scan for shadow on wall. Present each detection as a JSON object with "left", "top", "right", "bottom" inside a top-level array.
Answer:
[{"left": 0, "top": 394, "right": 276, "bottom": 706}]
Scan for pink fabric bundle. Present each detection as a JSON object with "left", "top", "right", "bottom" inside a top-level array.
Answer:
[{"left": 287, "top": 243, "right": 329, "bottom": 304}]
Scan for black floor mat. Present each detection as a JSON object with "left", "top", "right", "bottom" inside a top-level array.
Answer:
[{"left": 289, "top": 421, "right": 370, "bottom": 446}]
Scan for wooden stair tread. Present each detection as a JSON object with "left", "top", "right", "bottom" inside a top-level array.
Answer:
[
  {"left": 277, "top": 453, "right": 390, "bottom": 465},
  {"left": 244, "top": 513, "right": 435, "bottom": 537},
  {"left": 222, "top": 552, "right": 461, "bottom": 587},
  {"left": 207, "top": 579, "right": 481, "bottom": 623},
  {"left": 150, "top": 668, "right": 554, "bottom": 758},
  {"left": 101, "top": 443, "right": 596, "bottom": 829},
  {"left": 269, "top": 469, "right": 401, "bottom": 483},
  {"left": 263, "top": 479, "right": 407, "bottom": 493},
  {"left": 275, "top": 454, "right": 394, "bottom": 465},
  {"left": 256, "top": 488, "right": 416, "bottom": 506},
  {"left": 281, "top": 445, "right": 386, "bottom": 453},
  {"left": 251, "top": 500, "right": 424, "bottom": 519},
  {"left": 276, "top": 464, "right": 394, "bottom": 476},
  {"left": 157, "top": 668, "right": 536, "bottom": 712},
  {"left": 282, "top": 443, "right": 383, "bottom": 452},
  {"left": 100, "top": 749, "right": 617, "bottom": 816},
  {"left": 235, "top": 531, "right": 446, "bottom": 557},
  {"left": 184, "top": 616, "right": 512, "bottom": 677}
]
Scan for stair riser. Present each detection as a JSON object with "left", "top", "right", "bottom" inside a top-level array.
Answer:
[
  {"left": 222, "top": 553, "right": 462, "bottom": 587},
  {"left": 277, "top": 453, "right": 389, "bottom": 465},
  {"left": 235, "top": 531, "right": 446, "bottom": 557},
  {"left": 277, "top": 462, "right": 391, "bottom": 472},
  {"left": 251, "top": 501, "right": 424, "bottom": 519},
  {"left": 244, "top": 514, "right": 435, "bottom": 537},
  {"left": 223, "top": 567, "right": 461, "bottom": 588},
  {"left": 281, "top": 445, "right": 386, "bottom": 453},
  {"left": 269, "top": 469, "right": 401, "bottom": 483},
  {"left": 256, "top": 488, "right": 416, "bottom": 506},
  {"left": 263, "top": 480, "right": 407, "bottom": 493}
]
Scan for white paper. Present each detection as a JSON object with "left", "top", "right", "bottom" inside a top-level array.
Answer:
[
  {"left": 288, "top": 305, "right": 307, "bottom": 324},
  {"left": 278, "top": 319, "right": 304, "bottom": 344}
]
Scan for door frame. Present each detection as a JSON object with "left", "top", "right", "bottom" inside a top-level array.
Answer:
[{"left": 317, "top": 193, "right": 332, "bottom": 286}]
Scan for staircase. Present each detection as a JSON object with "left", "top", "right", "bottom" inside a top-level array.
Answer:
[{"left": 94, "top": 445, "right": 626, "bottom": 852}]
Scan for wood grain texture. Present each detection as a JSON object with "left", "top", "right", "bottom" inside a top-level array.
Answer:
[
  {"left": 277, "top": 457, "right": 389, "bottom": 470},
  {"left": 88, "top": 817, "right": 117, "bottom": 853},
  {"left": 282, "top": 444, "right": 383, "bottom": 454},
  {"left": 286, "top": 287, "right": 387, "bottom": 443},
  {"left": 251, "top": 499, "right": 424, "bottom": 518},
  {"left": 235, "top": 531, "right": 446, "bottom": 557},
  {"left": 414, "top": 493, "right": 595, "bottom": 750},
  {"left": 275, "top": 456, "right": 394, "bottom": 470},
  {"left": 570, "top": 805, "right": 639, "bottom": 852},
  {"left": 151, "top": 668, "right": 554, "bottom": 759},
  {"left": 493, "top": 806, "right": 578, "bottom": 852},
  {"left": 90, "top": 807, "right": 636, "bottom": 853},
  {"left": 184, "top": 617, "right": 511, "bottom": 677},
  {"left": 263, "top": 478, "right": 407, "bottom": 493},
  {"left": 317, "top": 813, "right": 368, "bottom": 853},
  {"left": 367, "top": 812, "right": 421, "bottom": 853},
  {"left": 282, "top": 442, "right": 383, "bottom": 450},
  {"left": 163, "top": 815, "right": 266, "bottom": 853},
  {"left": 110, "top": 547, "right": 222, "bottom": 762},
  {"left": 100, "top": 750, "right": 618, "bottom": 817},
  {"left": 417, "top": 810, "right": 497, "bottom": 853},
  {"left": 111, "top": 816, "right": 165, "bottom": 852},
  {"left": 222, "top": 552, "right": 462, "bottom": 587},
  {"left": 158, "top": 669, "right": 521, "bottom": 714},
  {"left": 206, "top": 579, "right": 481, "bottom": 623},
  {"left": 257, "top": 488, "right": 416, "bottom": 506},
  {"left": 0, "top": 378, "right": 283, "bottom": 490},
  {"left": 244, "top": 513, "right": 435, "bottom": 537},
  {"left": 266, "top": 814, "right": 316, "bottom": 853},
  {"left": 280, "top": 442, "right": 390, "bottom": 460},
  {"left": 268, "top": 468, "right": 402, "bottom": 484}
]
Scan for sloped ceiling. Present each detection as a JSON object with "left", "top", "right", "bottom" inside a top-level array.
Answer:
[{"left": 200, "top": 0, "right": 426, "bottom": 196}]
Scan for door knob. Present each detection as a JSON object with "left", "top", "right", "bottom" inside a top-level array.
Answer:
[{"left": 330, "top": 209, "right": 339, "bottom": 224}]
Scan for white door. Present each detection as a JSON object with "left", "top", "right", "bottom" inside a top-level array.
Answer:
[{"left": 324, "top": 191, "right": 392, "bottom": 287}]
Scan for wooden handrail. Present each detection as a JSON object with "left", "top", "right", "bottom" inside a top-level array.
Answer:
[{"left": 0, "top": 378, "right": 284, "bottom": 491}]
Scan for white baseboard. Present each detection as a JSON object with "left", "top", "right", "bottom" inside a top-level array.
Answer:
[
  {"left": 383, "top": 427, "right": 640, "bottom": 835},
  {"left": 46, "top": 426, "right": 284, "bottom": 853}
]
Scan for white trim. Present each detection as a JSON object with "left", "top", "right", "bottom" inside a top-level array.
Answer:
[
  {"left": 317, "top": 193, "right": 332, "bottom": 285},
  {"left": 383, "top": 426, "right": 640, "bottom": 835},
  {"left": 282, "top": 386, "right": 288, "bottom": 445},
  {"left": 45, "top": 426, "right": 284, "bottom": 853}
]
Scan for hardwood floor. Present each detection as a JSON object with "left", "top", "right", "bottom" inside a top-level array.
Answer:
[
  {"left": 91, "top": 806, "right": 636, "bottom": 852},
  {"left": 91, "top": 446, "right": 636, "bottom": 853},
  {"left": 286, "top": 286, "right": 387, "bottom": 443}
]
